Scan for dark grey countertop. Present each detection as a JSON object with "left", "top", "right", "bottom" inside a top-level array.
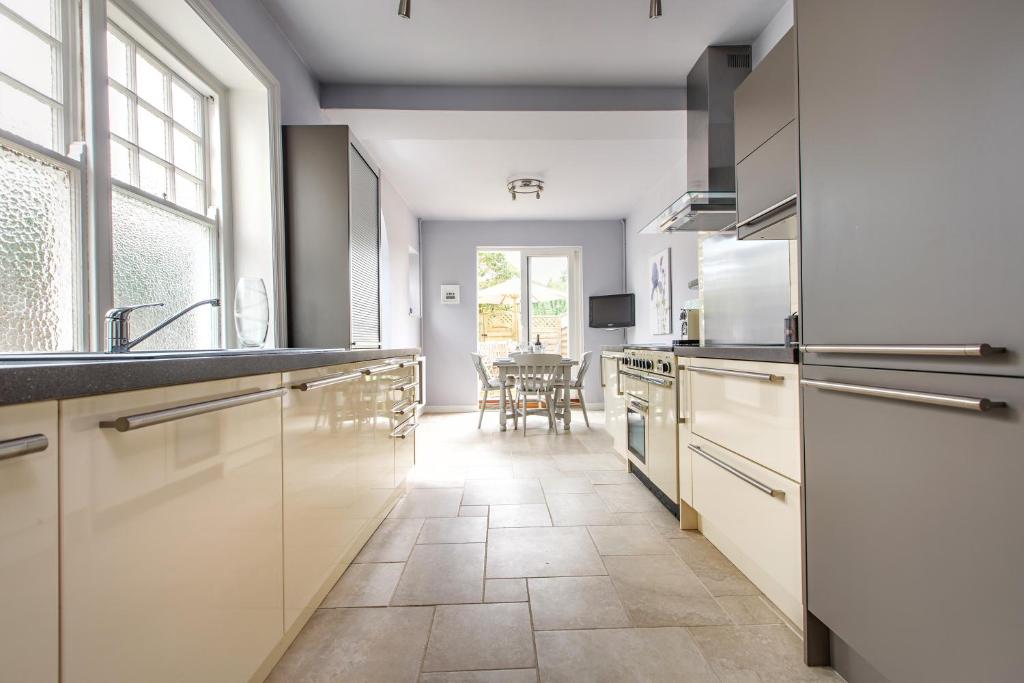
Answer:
[
  {"left": 0, "top": 347, "right": 421, "bottom": 407},
  {"left": 674, "top": 344, "right": 798, "bottom": 364}
]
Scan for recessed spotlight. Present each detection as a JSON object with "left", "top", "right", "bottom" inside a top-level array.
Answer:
[
  {"left": 650, "top": 0, "right": 662, "bottom": 19},
  {"left": 398, "top": 0, "right": 411, "bottom": 19}
]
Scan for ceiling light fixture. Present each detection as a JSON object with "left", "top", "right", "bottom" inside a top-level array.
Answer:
[
  {"left": 398, "top": 0, "right": 411, "bottom": 19},
  {"left": 650, "top": 0, "right": 662, "bottom": 19},
  {"left": 507, "top": 178, "right": 544, "bottom": 201}
]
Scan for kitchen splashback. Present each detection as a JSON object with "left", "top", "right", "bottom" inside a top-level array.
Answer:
[{"left": 700, "top": 231, "right": 792, "bottom": 345}]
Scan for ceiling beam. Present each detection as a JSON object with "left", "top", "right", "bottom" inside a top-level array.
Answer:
[{"left": 320, "top": 84, "right": 685, "bottom": 112}]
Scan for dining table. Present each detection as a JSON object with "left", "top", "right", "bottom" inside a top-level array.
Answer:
[{"left": 492, "top": 356, "right": 577, "bottom": 432}]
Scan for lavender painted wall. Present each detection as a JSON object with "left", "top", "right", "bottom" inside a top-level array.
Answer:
[
  {"left": 421, "top": 220, "right": 626, "bottom": 409},
  {"left": 208, "top": 0, "right": 324, "bottom": 124}
]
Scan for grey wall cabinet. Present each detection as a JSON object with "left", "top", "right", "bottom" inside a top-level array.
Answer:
[
  {"left": 283, "top": 126, "right": 381, "bottom": 349},
  {"left": 801, "top": 364, "right": 1023, "bottom": 683},
  {"left": 797, "top": 0, "right": 1024, "bottom": 377},
  {"left": 734, "top": 29, "right": 797, "bottom": 240},
  {"left": 734, "top": 27, "right": 795, "bottom": 164}
]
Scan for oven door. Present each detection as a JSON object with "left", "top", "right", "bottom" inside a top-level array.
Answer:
[
  {"left": 626, "top": 398, "right": 648, "bottom": 464},
  {"left": 620, "top": 369, "right": 649, "bottom": 402}
]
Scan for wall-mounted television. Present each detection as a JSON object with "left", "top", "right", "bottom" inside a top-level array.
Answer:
[{"left": 589, "top": 293, "right": 635, "bottom": 328}]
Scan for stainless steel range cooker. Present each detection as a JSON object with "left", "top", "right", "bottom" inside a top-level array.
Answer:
[{"left": 620, "top": 346, "right": 679, "bottom": 509}]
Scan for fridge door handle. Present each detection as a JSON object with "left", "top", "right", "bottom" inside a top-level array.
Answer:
[
  {"left": 800, "top": 344, "right": 1006, "bottom": 357},
  {"left": 801, "top": 379, "right": 1007, "bottom": 412}
]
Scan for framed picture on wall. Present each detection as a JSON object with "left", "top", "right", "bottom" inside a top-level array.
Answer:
[{"left": 649, "top": 248, "right": 672, "bottom": 335}]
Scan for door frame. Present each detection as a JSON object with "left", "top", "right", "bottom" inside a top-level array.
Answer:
[{"left": 475, "top": 246, "right": 583, "bottom": 360}]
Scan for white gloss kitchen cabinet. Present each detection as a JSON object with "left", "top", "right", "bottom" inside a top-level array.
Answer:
[
  {"left": 679, "top": 357, "right": 803, "bottom": 625},
  {"left": 600, "top": 352, "right": 626, "bottom": 457},
  {"left": 60, "top": 375, "right": 287, "bottom": 683},
  {"left": 0, "top": 401, "right": 59, "bottom": 683},
  {"left": 282, "top": 359, "right": 418, "bottom": 635}
]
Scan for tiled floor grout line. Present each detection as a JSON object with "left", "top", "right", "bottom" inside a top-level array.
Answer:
[{"left": 274, "top": 413, "right": 834, "bottom": 681}]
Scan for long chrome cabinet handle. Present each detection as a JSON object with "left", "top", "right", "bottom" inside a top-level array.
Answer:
[
  {"left": 391, "top": 399, "right": 416, "bottom": 416},
  {"left": 800, "top": 344, "right": 1005, "bottom": 357},
  {"left": 416, "top": 357, "right": 426, "bottom": 406},
  {"left": 688, "top": 444, "right": 784, "bottom": 498},
  {"left": 801, "top": 379, "right": 1006, "bottom": 412},
  {"left": 363, "top": 362, "right": 401, "bottom": 376},
  {"left": 391, "top": 420, "right": 418, "bottom": 439},
  {"left": 0, "top": 434, "right": 49, "bottom": 462},
  {"left": 100, "top": 388, "right": 288, "bottom": 432},
  {"left": 735, "top": 193, "right": 798, "bottom": 229},
  {"left": 392, "top": 379, "right": 418, "bottom": 393},
  {"left": 292, "top": 370, "right": 364, "bottom": 392},
  {"left": 689, "top": 365, "right": 784, "bottom": 383},
  {"left": 646, "top": 376, "right": 674, "bottom": 388}
]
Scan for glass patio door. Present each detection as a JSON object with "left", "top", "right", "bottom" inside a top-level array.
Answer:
[
  {"left": 526, "top": 254, "right": 571, "bottom": 358},
  {"left": 476, "top": 248, "right": 580, "bottom": 370}
]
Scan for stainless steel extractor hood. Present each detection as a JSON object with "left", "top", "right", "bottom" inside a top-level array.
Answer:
[{"left": 641, "top": 45, "right": 751, "bottom": 234}]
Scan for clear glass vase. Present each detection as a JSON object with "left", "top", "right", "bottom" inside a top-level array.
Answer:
[{"left": 233, "top": 277, "right": 270, "bottom": 348}]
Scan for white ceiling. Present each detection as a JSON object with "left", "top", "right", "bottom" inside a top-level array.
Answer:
[
  {"left": 267, "top": 0, "right": 783, "bottom": 221},
  {"left": 327, "top": 109, "right": 685, "bottom": 221},
  {"left": 261, "top": 0, "right": 786, "bottom": 87}
]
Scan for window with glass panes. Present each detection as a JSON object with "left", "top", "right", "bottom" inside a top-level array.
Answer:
[
  {"left": 0, "top": 0, "right": 81, "bottom": 352},
  {"left": 106, "top": 21, "right": 220, "bottom": 351},
  {"left": 107, "top": 23, "right": 209, "bottom": 214}
]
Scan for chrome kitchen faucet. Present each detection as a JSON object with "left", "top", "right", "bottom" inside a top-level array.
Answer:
[{"left": 104, "top": 299, "right": 221, "bottom": 353}]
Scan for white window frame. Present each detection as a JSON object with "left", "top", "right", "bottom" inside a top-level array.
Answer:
[
  {"left": 103, "top": 9, "right": 225, "bottom": 348},
  {"left": 0, "top": 0, "right": 88, "bottom": 350},
  {"left": 107, "top": 20, "right": 212, "bottom": 214},
  {"left": 0, "top": 0, "right": 285, "bottom": 352}
]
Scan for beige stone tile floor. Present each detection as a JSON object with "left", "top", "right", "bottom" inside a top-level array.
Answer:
[{"left": 267, "top": 411, "right": 842, "bottom": 682}]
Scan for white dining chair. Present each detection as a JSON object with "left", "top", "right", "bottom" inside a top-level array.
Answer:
[
  {"left": 511, "top": 353, "right": 563, "bottom": 435},
  {"left": 471, "top": 353, "right": 517, "bottom": 429},
  {"left": 566, "top": 351, "right": 593, "bottom": 428}
]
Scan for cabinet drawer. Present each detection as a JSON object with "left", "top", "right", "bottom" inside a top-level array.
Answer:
[
  {"left": 734, "top": 28, "right": 795, "bottom": 163},
  {"left": 61, "top": 375, "right": 284, "bottom": 683},
  {"left": 690, "top": 436, "right": 802, "bottom": 625},
  {"left": 735, "top": 120, "right": 798, "bottom": 236},
  {"left": 0, "top": 401, "right": 58, "bottom": 683},
  {"left": 689, "top": 359, "right": 800, "bottom": 481},
  {"left": 802, "top": 365, "right": 1024, "bottom": 682}
]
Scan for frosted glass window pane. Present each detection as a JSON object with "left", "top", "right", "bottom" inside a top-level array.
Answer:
[
  {"left": 110, "top": 139, "right": 131, "bottom": 183},
  {"left": 137, "top": 106, "right": 167, "bottom": 159},
  {"left": 0, "top": 143, "right": 76, "bottom": 352},
  {"left": 139, "top": 154, "right": 168, "bottom": 197},
  {"left": 172, "top": 128, "right": 199, "bottom": 176},
  {"left": 0, "top": 12, "right": 58, "bottom": 97},
  {"left": 108, "top": 86, "right": 131, "bottom": 139},
  {"left": 174, "top": 172, "right": 201, "bottom": 213},
  {"left": 106, "top": 31, "right": 128, "bottom": 86},
  {"left": 171, "top": 82, "right": 200, "bottom": 134},
  {"left": 1, "top": 0, "right": 56, "bottom": 36},
  {"left": 135, "top": 53, "right": 167, "bottom": 112},
  {"left": 0, "top": 80, "right": 56, "bottom": 149},
  {"left": 112, "top": 188, "right": 215, "bottom": 350}
]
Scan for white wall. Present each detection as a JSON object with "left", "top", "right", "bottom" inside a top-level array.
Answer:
[
  {"left": 381, "top": 176, "right": 421, "bottom": 348},
  {"left": 421, "top": 220, "right": 626, "bottom": 409},
  {"left": 623, "top": 157, "right": 700, "bottom": 344}
]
